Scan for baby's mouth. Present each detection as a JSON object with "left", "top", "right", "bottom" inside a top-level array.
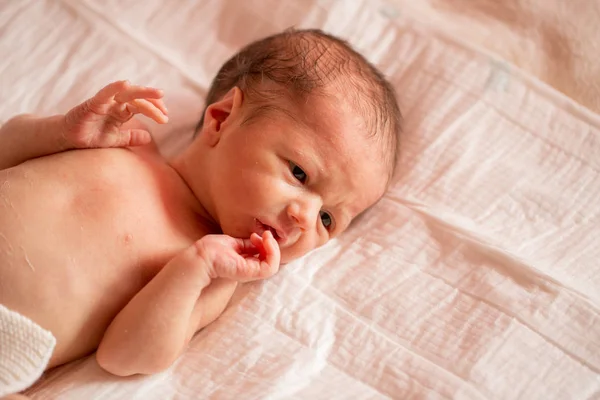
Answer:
[{"left": 255, "top": 219, "right": 283, "bottom": 242}]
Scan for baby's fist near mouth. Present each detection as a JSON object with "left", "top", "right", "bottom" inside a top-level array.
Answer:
[{"left": 198, "top": 231, "right": 281, "bottom": 283}]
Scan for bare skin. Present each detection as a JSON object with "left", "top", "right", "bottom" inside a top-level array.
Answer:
[
  {"left": 0, "top": 144, "right": 222, "bottom": 368},
  {"left": 0, "top": 77, "right": 387, "bottom": 387},
  {"left": 0, "top": 81, "right": 281, "bottom": 377}
]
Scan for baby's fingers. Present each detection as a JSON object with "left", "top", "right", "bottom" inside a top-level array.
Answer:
[
  {"left": 250, "top": 233, "right": 266, "bottom": 260},
  {"left": 261, "top": 231, "right": 281, "bottom": 270},
  {"left": 93, "top": 80, "right": 130, "bottom": 105},
  {"left": 127, "top": 99, "right": 168, "bottom": 124},
  {"left": 245, "top": 231, "right": 280, "bottom": 280},
  {"left": 118, "top": 129, "right": 153, "bottom": 147},
  {"left": 234, "top": 236, "right": 259, "bottom": 256},
  {"left": 114, "top": 85, "right": 164, "bottom": 103},
  {"left": 98, "top": 129, "right": 152, "bottom": 148},
  {"left": 146, "top": 97, "right": 168, "bottom": 116}
]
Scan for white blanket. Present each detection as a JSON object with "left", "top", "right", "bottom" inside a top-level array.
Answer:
[
  {"left": 0, "top": 305, "right": 56, "bottom": 396},
  {"left": 0, "top": 0, "right": 598, "bottom": 398}
]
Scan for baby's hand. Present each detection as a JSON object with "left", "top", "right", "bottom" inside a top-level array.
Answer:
[
  {"left": 197, "top": 232, "right": 281, "bottom": 283},
  {"left": 62, "top": 80, "right": 168, "bottom": 149}
]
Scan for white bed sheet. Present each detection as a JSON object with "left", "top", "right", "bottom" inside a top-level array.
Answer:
[{"left": 0, "top": 0, "right": 599, "bottom": 398}]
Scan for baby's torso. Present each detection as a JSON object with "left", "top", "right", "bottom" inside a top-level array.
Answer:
[{"left": 0, "top": 147, "right": 208, "bottom": 367}]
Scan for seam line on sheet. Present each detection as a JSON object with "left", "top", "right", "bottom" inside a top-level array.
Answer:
[
  {"left": 213, "top": 291, "right": 402, "bottom": 399},
  {"left": 423, "top": 268, "right": 600, "bottom": 375},
  {"left": 396, "top": 196, "right": 600, "bottom": 374},
  {"left": 248, "top": 277, "right": 490, "bottom": 400},
  {"left": 396, "top": 195, "right": 600, "bottom": 305},
  {"left": 239, "top": 300, "right": 397, "bottom": 399},
  {"left": 196, "top": 307, "right": 390, "bottom": 400},
  {"left": 244, "top": 288, "right": 470, "bottom": 400},
  {"left": 417, "top": 69, "right": 600, "bottom": 172}
]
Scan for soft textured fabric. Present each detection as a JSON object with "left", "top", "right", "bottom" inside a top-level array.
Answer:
[
  {"left": 382, "top": 0, "right": 600, "bottom": 113},
  {"left": 0, "top": 305, "right": 56, "bottom": 396},
  {"left": 0, "top": 0, "right": 597, "bottom": 399}
]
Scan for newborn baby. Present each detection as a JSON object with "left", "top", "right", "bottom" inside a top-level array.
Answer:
[{"left": 0, "top": 29, "right": 401, "bottom": 395}]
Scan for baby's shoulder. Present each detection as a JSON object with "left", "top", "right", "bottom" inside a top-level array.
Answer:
[{"left": 70, "top": 145, "right": 163, "bottom": 180}]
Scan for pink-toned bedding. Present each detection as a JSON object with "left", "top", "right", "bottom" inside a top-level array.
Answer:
[{"left": 0, "top": 0, "right": 598, "bottom": 398}]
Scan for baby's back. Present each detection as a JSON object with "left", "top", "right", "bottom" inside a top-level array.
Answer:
[{"left": 0, "top": 148, "right": 205, "bottom": 367}]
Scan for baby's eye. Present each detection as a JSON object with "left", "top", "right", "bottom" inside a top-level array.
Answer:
[
  {"left": 289, "top": 162, "right": 307, "bottom": 184},
  {"left": 320, "top": 211, "right": 332, "bottom": 229}
]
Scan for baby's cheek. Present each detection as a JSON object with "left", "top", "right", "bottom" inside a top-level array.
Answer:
[
  {"left": 281, "top": 235, "right": 321, "bottom": 263},
  {"left": 240, "top": 173, "right": 281, "bottom": 203}
]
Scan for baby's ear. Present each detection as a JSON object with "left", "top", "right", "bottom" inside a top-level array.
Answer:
[{"left": 201, "top": 87, "right": 243, "bottom": 147}]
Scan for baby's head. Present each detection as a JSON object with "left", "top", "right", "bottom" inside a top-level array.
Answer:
[{"left": 175, "top": 29, "right": 401, "bottom": 263}]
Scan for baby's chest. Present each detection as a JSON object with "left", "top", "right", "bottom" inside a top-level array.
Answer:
[
  {"left": 64, "top": 157, "right": 199, "bottom": 273},
  {"left": 1, "top": 149, "right": 200, "bottom": 290}
]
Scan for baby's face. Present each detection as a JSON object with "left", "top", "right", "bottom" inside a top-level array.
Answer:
[{"left": 184, "top": 88, "right": 389, "bottom": 263}]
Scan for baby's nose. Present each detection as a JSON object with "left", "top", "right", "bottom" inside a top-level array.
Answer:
[{"left": 286, "top": 197, "right": 320, "bottom": 230}]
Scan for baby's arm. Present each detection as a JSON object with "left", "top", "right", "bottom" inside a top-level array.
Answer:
[
  {"left": 96, "top": 232, "right": 280, "bottom": 377},
  {"left": 0, "top": 114, "right": 67, "bottom": 170},
  {"left": 0, "top": 81, "right": 167, "bottom": 170}
]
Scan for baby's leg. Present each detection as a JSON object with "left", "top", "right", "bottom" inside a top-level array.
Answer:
[{"left": 2, "top": 394, "right": 31, "bottom": 399}]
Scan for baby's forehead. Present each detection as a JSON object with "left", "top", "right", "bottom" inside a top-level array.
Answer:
[
  {"left": 254, "top": 86, "right": 383, "bottom": 157},
  {"left": 262, "top": 85, "right": 373, "bottom": 133},
  {"left": 245, "top": 80, "right": 389, "bottom": 172}
]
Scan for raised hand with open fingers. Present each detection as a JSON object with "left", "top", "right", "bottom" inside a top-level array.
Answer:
[{"left": 63, "top": 80, "right": 168, "bottom": 149}]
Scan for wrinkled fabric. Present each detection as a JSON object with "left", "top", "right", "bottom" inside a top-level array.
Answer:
[{"left": 0, "top": 1, "right": 597, "bottom": 399}]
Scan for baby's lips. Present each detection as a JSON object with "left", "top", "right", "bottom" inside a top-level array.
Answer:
[{"left": 265, "top": 230, "right": 278, "bottom": 243}]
